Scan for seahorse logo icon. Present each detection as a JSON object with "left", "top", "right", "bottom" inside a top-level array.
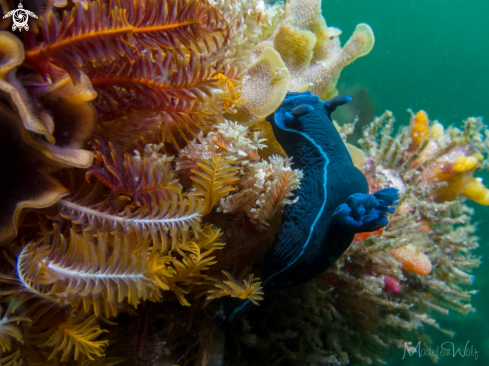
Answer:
[{"left": 3, "top": 2, "right": 38, "bottom": 32}]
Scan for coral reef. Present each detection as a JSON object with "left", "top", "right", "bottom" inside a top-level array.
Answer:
[{"left": 0, "top": 0, "right": 483, "bottom": 365}]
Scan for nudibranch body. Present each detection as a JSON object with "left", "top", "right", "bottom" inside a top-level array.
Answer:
[
  {"left": 261, "top": 91, "right": 399, "bottom": 293},
  {"left": 220, "top": 91, "right": 399, "bottom": 325}
]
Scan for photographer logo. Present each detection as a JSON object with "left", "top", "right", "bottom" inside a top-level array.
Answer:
[{"left": 3, "top": 1, "right": 38, "bottom": 32}]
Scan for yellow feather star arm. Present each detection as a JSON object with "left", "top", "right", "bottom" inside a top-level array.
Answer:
[
  {"left": 196, "top": 224, "right": 224, "bottom": 251},
  {"left": 17, "top": 231, "right": 176, "bottom": 318},
  {"left": 30, "top": 312, "right": 108, "bottom": 362},
  {"left": 162, "top": 225, "right": 225, "bottom": 306},
  {"left": 0, "top": 349, "right": 22, "bottom": 366},
  {"left": 0, "top": 306, "right": 31, "bottom": 353},
  {"left": 190, "top": 154, "right": 240, "bottom": 216},
  {"left": 207, "top": 270, "right": 264, "bottom": 306}
]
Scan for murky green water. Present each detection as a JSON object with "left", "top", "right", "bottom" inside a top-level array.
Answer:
[{"left": 326, "top": 0, "right": 489, "bottom": 364}]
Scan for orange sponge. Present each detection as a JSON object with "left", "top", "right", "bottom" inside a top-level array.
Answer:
[{"left": 390, "top": 244, "right": 432, "bottom": 276}]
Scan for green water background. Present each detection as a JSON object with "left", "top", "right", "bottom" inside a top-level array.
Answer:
[{"left": 325, "top": 0, "right": 489, "bottom": 365}]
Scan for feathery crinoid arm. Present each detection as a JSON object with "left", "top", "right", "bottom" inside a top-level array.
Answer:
[
  {"left": 90, "top": 52, "right": 220, "bottom": 150},
  {"left": 119, "top": 0, "right": 232, "bottom": 55},
  {"left": 16, "top": 231, "right": 176, "bottom": 318},
  {"left": 59, "top": 193, "right": 204, "bottom": 252},
  {"left": 164, "top": 224, "right": 225, "bottom": 306},
  {"left": 25, "top": 1, "right": 134, "bottom": 81},
  {"left": 0, "top": 305, "right": 30, "bottom": 353},
  {"left": 27, "top": 311, "right": 108, "bottom": 362},
  {"left": 190, "top": 154, "right": 240, "bottom": 216},
  {"left": 16, "top": 224, "right": 225, "bottom": 314},
  {"left": 60, "top": 142, "right": 204, "bottom": 251},
  {"left": 9, "top": 224, "right": 225, "bottom": 360},
  {"left": 24, "top": 0, "right": 234, "bottom": 82},
  {"left": 206, "top": 269, "right": 263, "bottom": 306},
  {"left": 89, "top": 52, "right": 219, "bottom": 110},
  {"left": 86, "top": 141, "right": 181, "bottom": 208},
  {"left": 96, "top": 100, "right": 211, "bottom": 152}
]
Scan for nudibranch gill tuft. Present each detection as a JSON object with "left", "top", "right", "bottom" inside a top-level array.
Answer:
[{"left": 219, "top": 91, "right": 399, "bottom": 326}]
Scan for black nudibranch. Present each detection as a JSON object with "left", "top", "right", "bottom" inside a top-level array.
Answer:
[{"left": 217, "top": 91, "right": 399, "bottom": 326}]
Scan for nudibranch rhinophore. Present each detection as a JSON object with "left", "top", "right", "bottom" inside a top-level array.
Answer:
[{"left": 218, "top": 91, "right": 399, "bottom": 326}]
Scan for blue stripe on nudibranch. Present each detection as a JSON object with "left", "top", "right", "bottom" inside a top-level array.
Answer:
[{"left": 216, "top": 92, "right": 399, "bottom": 327}]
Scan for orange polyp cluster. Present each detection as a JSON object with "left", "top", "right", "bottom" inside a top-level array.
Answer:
[
  {"left": 409, "top": 110, "right": 430, "bottom": 149},
  {"left": 390, "top": 244, "right": 432, "bottom": 276}
]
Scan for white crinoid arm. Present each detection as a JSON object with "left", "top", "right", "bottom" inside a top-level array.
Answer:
[{"left": 27, "top": 11, "right": 38, "bottom": 18}]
